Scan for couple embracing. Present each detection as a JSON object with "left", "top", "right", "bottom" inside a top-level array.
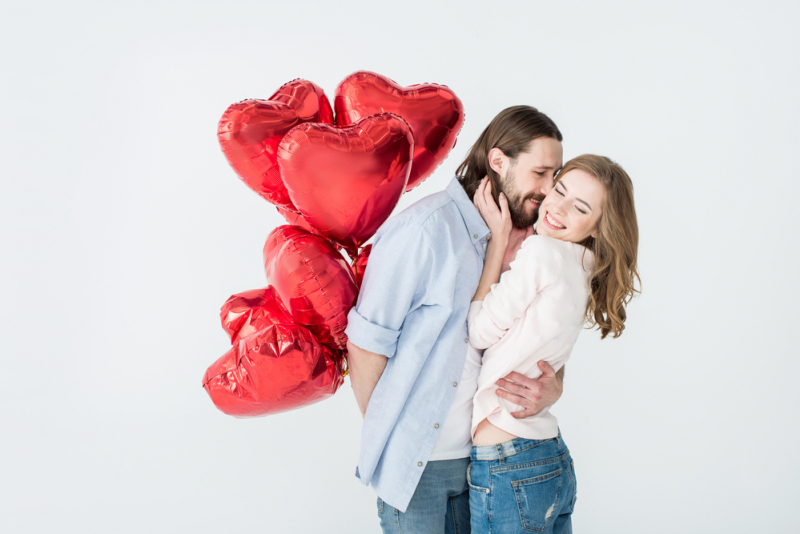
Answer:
[{"left": 346, "top": 106, "right": 640, "bottom": 533}]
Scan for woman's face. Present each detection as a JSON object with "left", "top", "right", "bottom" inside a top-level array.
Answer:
[{"left": 536, "top": 169, "right": 605, "bottom": 243}]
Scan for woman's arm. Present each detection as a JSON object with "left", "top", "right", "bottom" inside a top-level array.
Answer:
[{"left": 472, "top": 177, "right": 511, "bottom": 302}]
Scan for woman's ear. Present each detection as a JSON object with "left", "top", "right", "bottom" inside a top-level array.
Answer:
[
  {"left": 487, "top": 147, "right": 508, "bottom": 176},
  {"left": 590, "top": 218, "right": 601, "bottom": 239}
]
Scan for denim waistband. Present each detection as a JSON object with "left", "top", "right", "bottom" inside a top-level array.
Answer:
[{"left": 471, "top": 432, "right": 566, "bottom": 461}]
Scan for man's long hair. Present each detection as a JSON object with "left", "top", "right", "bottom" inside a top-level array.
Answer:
[{"left": 456, "top": 105, "right": 563, "bottom": 203}]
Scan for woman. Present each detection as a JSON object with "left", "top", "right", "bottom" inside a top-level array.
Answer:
[{"left": 466, "top": 154, "right": 640, "bottom": 533}]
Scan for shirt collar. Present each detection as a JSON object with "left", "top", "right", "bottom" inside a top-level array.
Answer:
[{"left": 446, "top": 177, "right": 490, "bottom": 244}]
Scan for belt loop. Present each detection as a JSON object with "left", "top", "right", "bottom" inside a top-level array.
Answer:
[{"left": 495, "top": 444, "right": 505, "bottom": 464}]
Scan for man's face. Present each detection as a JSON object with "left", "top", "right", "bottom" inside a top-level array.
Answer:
[{"left": 497, "top": 137, "right": 563, "bottom": 227}]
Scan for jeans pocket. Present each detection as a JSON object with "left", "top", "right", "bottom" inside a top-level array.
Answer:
[
  {"left": 512, "top": 468, "right": 562, "bottom": 532},
  {"left": 377, "top": 496, "right": 384, "bottom": 515},
  {"left": 467, "top": 462, "right": 489, "bottom": 493}
]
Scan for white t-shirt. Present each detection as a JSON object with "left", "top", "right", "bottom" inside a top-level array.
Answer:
[
  {"left": 428, "top": 238, "right": 488, "bottom": 461},
  {"left": 428, "top": 343, "right": 482, "bottom": 460}
]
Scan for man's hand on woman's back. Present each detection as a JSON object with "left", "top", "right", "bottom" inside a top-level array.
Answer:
[{"left": 495, "top": 361, "right": 564, "bottom": 418}]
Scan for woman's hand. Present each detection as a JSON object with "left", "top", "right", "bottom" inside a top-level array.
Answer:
[{"left": 473, "top": 177, "right": 512, "bottom": 244}]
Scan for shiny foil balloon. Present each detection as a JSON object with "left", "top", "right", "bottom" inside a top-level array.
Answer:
[
  {"left": 351, "top": 244, "right": 372, "bottom": 290},
  {"left": 220, "top": 286, "right": 291, "bottom": 345},
  {"left": 275, "top": 205, "right": 334, "bottom": 245},
  {"left": 218, "top": 79, "right": 334, "bottom": 208},
  {"left": 334, "top": 71, "right": 464, "bottom": 191},
  {"left": 278, "top": 113, "right": 413, "bottom": 254},
  {"left": 203, "top": 323, "right": 343, "bottom": 418},
  {"left": 263, "top": 225, "right": 358, "bottom": 350}
]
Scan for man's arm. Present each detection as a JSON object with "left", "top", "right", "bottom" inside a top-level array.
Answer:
[
  {"left": 347, "top": 340, "right": 388, "bottom": 418},
  {"left": 496, "top": 361, "right": 565, "bottom": 418},
  {"left": 344, "top": 217, "right": 435, "bottom": 418}
]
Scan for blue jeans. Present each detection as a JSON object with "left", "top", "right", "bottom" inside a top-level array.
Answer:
[
  {"left": 468, "top": 434, "right": 576, "bottom": 534},
  {"left": 378, "top": 458, "right": 471, "bottom": 534}
]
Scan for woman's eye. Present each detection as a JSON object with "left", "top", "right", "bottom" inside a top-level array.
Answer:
[
  {"left": 556, "top": 188, "right": 565, "bottom": 196},
  {"left": 576, "top": 206, "right": 586, "bottom": 214}
]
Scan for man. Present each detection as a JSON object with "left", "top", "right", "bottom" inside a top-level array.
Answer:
[{"left": 346, "top": 106, "right": 565, "bottom": 533}]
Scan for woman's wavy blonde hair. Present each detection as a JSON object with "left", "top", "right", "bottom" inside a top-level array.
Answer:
[{"left": 560, "top": 155, "right": 640, "bottom": 339}]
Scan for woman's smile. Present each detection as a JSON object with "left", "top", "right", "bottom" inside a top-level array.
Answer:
[{"left": 542, "top": 211, "right": 566, "bottom": 229}]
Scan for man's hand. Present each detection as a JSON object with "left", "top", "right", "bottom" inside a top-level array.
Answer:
[
  {"left": 495, "top": 361, "right": 564, "bottom": 418},
  {"left": 501, "top": 225, "right": 534, "bottom": 273},
  {"left": 347, "top": 340, "right": 388, "bottom": 418}
]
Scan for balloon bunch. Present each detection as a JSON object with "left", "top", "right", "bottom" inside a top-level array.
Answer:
[{"left": 203, "top": 71, "right": 464, "bottom": 417}]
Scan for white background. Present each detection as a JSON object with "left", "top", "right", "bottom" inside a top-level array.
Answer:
[{"left": 2, "top": 1, "right": 799, "bottom": 532}]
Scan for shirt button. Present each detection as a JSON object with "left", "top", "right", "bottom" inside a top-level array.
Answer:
[
  {"left": 417, "top": 462, "right": 423, "bottom": 467},
  {"left": 453, "top": 382, "right": 458, "bottom": 387},
  {"left": 474, "top": 234, "right": 478, "bottom": 238},
  {"left": 464, "top": 338, "right": 469, "bottom": 343},
  {"left": 434, "top": 423, "right": 439, "bottom": 428}
]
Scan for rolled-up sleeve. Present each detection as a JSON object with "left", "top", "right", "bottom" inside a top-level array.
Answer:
[
  {"left": 469, "top": 236, "right": 563, "bottom": 348},
  {"left": 345, "top": 219, "right": 433, "bottom": 358}
]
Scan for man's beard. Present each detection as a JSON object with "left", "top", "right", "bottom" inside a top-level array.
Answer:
[{"left": 499, "top": 167, "right": 545, "bottom": 227}]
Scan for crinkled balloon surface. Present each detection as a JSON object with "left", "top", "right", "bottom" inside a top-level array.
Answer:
[
  {"left": 263, "top": 225, "right": 358, "bottom": 351},
  {"left": 220, "top": 286, "right": 291, "bottom": 345},
  {"left": 203, "top": 323, "right": 342, "bottom": 418}
]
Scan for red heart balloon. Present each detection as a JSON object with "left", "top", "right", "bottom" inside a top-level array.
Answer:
[
  {"left": 263, "top": 225, "right": 358, "bottom": 351},
  {"left": 334, "top": 71, "right": 464, "bottom": 191},
  {"left": 203, "top": 322, "right": 343, "bottom": 418},
  {"left": 220, "top": 286, "right": 291, "bottom": 345},
  {"left": 278, "top": 113, "right": 413, "bottom": 254},
  {"left": 275, "top": 205, "right": 337, "bottom": 246},
  {"left": 218, "top": 79, "right": 334, "bottom": 208}
]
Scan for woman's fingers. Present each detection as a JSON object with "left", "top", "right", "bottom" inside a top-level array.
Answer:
[
  {"left": 474, "top": 179, "right": 485, "bottom": 210},
  {"left": 498, "top": 192, "right": 510, "bottom": 219},
  {"left": 474, "top": 177, "right": 489, "bottom": 211},
  {"left": 483, "top": 181, "right": 501, "bottom": 216}
]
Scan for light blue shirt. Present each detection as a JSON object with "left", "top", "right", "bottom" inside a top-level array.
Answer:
[{"left": 345, "top": 177, "right": 490, "bottom": 512}]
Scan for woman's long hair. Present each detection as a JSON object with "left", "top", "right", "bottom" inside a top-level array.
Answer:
[
  {"left": 564, "top": 155, "right": 640, "bottom": 339},
  {"left": 456, "top": 105, "right": 562, "bottom": 203}
]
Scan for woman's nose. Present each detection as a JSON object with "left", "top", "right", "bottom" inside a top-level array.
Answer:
[{"left": 552, "top": 196, "right": 568, "bottom": 215}]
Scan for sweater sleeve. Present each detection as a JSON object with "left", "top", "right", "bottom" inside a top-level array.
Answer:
[{"left": 468, "top": 236, "right": 563, "bottom": 349}]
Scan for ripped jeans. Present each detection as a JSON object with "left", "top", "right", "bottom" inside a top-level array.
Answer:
[{"left": 468, "top": 433, "right": 576, "bottom": 534}]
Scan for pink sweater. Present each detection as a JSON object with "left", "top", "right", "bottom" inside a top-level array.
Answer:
[{"left": 468, "top": 235, "right": 594, "bottom": 440}]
